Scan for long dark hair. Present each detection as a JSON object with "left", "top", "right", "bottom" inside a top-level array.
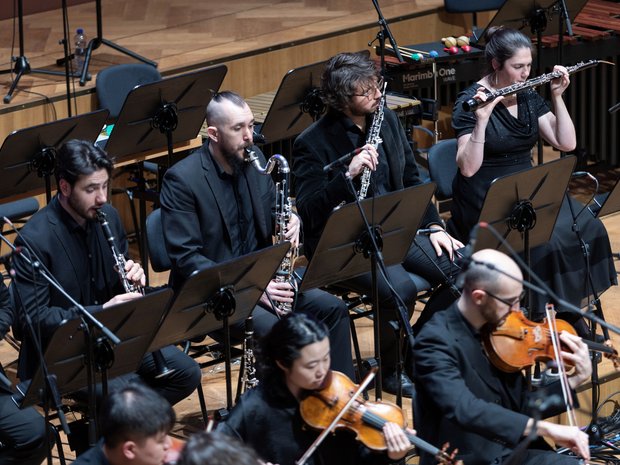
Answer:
[
  {"left": 257, "top": 313, "right": 328, "bottom": 390},
  {"left": 483, "top": 26, "right": 533, "bottom": 75},
  {"left": 177, "top": 431, "right": 261, "bottom": 465}
]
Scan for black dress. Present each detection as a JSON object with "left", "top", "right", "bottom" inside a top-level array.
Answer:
[{"left": 451, "top": 85, "right": 616, "bottom": 321}]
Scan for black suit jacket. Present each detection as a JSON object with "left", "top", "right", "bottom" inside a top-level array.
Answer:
[
  {"left": 11, "top": 198, "right": 126, "bottom": 379},
  {"left": 413, "top": 303, "right": 573, "bottom": 465},
  {"left": 293, "top": 108, "right": 441, "bottom": 258},
  {"left": 160, "top": 141, "right": 275, "bottom": 289}
]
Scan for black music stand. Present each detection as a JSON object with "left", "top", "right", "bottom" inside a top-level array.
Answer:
[
  {"left": 591, "top": 178, "right": 620, "bottom": 219},
  {"left": 0, "top": 109, "right": 109, "bottom": 203},
  {"left": 102, "top": 65, "right": 227, "bottom": 165},
  {"left": 148, "top": 242, "right": 291, "bottom": 410},
  {"left": 257, "top": 60, "right": 327, "bottom": 144},
  {"left": 474, "top": 156, "right": 576, "bottom": 315},
  {"left": 20, "top": 288, "right": 172, "bottom": 442},
  {"left": 300, "top": 183, "right": 436, "bottom": 398}
]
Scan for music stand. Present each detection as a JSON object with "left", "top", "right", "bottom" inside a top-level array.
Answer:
[
  {"left": 591, "top": 178, "right": 620, "bottom": 219},
  {"left": 148, "top": 242, "right": 291, "bottom": 409},
  {"left": 102, "top": 65, "right": 227, "bottom": 166},
  {"left": 474, "top": 156, "right": 576, "bottom": 315},
  {"left": 0, "top": 109, "right": 109, "bottom": 203},
  {"left": 257, "top": 60, "right": 327, "bottom": 144},
  {"left": 300, "top": 183, "right": 436, "bottom": 398},
  {"left": 20, "top": 288, "right": 172, "bottom": 441}
]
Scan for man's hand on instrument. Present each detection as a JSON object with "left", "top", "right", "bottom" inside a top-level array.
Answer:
[
  {"left": 260, "top": 279, "right": 295, "bottom": 316},
  {"left": 347, "top": 143, "right": 378, "bottom": 178},
  {"left": 124, "top": 259, "right": 146, "bottom": 287},
  {"left": 284, "top": 213, "right": 301, "bottom": 248},
  {"left": 550, "top": 65, "right": 570, "bottom": 97},
  {"left": 103, "top": 292, "right": 143, "bottom": 309},
  {"left": 536, "top": 421, "right": 590, "bottom": 461},
  {"left": 560, "top": 331, "right": 592, "bottom": 388},
  {"left": 383, "top": 422, "right": 414, "bottom": 461},
  {"left": 428, "top": 226, "right": 464, "bottom": 261}
]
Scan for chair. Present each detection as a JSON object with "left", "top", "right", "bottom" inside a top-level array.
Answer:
[
  {"left": 97, "top": 64, "right": 163, "bottom": 269},
  {"left": 444, "top": 0, "right": 505, "bottom": 37},
  {"left": 427, "top": 138, "right": 458, "bottom": 208},
  {"left": 96, "top": 63, "right": 162, "bottom": 120}
]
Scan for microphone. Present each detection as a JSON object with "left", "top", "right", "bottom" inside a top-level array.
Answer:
[
  {"left": 455, "top": 222, "right": 484, "bottom": 287},
  {"left": 323, "top": 148, "right": 363, "bottom": 172},
  {"left": 0, "top": 246, "right": 21, "bottom": 265},
  {"left": 253, "top": 131, "right": 266, "bottom": 144}
]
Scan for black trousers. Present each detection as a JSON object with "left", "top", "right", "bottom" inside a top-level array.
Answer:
[
  {"left": 228, "top": 288, "right": 355, "bottom": 380},
  {"left": 339, "top": 263, "right": 418, "bottom": 371},
  {"left": 0, "top": 390, "right": 49, "bottom": 465}
]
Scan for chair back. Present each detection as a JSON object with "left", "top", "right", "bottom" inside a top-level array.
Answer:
[
  {"left": 0, "top": 197, "right": 39, "bottom": 225},
  {"left": 444, "top": 0, "right": 504, "bottom": 13},
  {"left": 96, "top": 63, "right": 161, "bottom": 120},
  {"left": 427, "top": 139, "right": 458, "bottom": 201},
  {"left": 145, "top": 208, "right": 171, "bottom": 272}
]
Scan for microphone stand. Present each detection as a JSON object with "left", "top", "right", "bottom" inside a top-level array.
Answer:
[
  {"left": 0, "top": 231, "right": 120, "bottom": 447},
  {"left": 341, "top": 172, "right": 415, "bottom": 405},
  {"left": 369, "top": 0, "right": 404, "bottom": 79}
]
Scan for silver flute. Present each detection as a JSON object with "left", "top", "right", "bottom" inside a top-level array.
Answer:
[
  {"left": 358, "top": 81, "right": 387, "bottom": 200},
  {"left": 462, "top": 59, "right": 613, "bottom": 112}
]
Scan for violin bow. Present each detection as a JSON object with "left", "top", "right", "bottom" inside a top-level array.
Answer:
[
  {"left": 545, "top": 304, "right": 579, "bottom": 427},
  {"left": 295, "top": 369, "right": 377, "bottom": 465}
]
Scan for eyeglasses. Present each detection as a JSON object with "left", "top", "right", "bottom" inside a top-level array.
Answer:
[
  {"left": 483, "top": 289, "right": 526, "bottom": 308},
  {"left": 352, "top": 77, "right": 384, "bottom": 99}
]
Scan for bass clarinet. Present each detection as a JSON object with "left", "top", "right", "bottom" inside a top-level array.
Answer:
[
  {"left": 463, "top": 59, "right": 614, "bottom": 112},
  {"left": 96, "top": 209, "right": 174, "bottom": 378},
  {"left": 358, "top": 80, "right": 387, "bottom": 200},
  {"left": 244, "top": 148, "right": 299, "bottom": 315}
]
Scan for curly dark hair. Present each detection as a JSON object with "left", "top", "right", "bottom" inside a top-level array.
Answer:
[
  {"left": 321, "top": 52, "right": 380, "bottom": 112},
  {"left": 483, "top": 26, "right": 534, "bottom": 75}
]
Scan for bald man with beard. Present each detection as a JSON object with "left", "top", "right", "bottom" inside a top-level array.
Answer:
[{"left": 413, "top": 249, "right": 592, "bottom": 465}]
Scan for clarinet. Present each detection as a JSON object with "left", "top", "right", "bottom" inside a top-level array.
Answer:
[
  {"left": 95, "top": 209, "right": 174, "bottom": 378},
  {"left": 239, "top": 316, "right": 259, "bottom": 394},
  {"left": 244, "top": 148, "right": 299, "bottom": 315},
  {"left": 462, "top": 59, "right": 613, "bottom": 112},
  {"left": 358, "top": 81, "right": 387, "bottom": 200}
]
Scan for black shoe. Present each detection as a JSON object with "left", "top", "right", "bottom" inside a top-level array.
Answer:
[{"left": 381, "top": 370, "right": 414, "bottom": 398}]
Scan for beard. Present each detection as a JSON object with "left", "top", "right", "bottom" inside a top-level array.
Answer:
[{"left": 223, "top": 148, "right": 246, "bottom": 176}]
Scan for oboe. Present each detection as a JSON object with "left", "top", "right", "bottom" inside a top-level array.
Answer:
[
  {"left": 95, "top": 209, "right": 174, "bottom": 378},
  {"left": 358, "top": 81, "right": 387, "bottom": 200},
  {"left": 463, "top": 59, "right": 613, "bottom": 112},
  {"left": 238, "top": 316, "right": 259, "bottom": 394}
]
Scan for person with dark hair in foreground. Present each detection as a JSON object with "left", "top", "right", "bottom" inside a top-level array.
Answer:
[
  {"left": 72, "top": 382, "right": 175, "bottom": 465},
  {"left": 218, "top": 313, "right": 414, "bottom": 465},
  {"left": 11, "top": 139, "right": 201, "bottom": 406},
  {"left": 293, "top": 51, "right": 464, "bottom": 395},
  {"left": 413, "top": 249, "right": 591, "bottom": 465},
  {"left": 177, "top": 431, "right": 262, "bottom": 465}
]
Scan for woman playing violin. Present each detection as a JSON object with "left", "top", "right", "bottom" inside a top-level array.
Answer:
[
  {"left": 217, "top": 313, "right": 413, "bottom": 465},
  {"left": 413, "top": 248, "right": 592, "bottom": 465}
]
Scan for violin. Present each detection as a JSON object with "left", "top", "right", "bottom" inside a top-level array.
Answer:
[
  {"left": 483, "top": 310, "right": 619, "bottom": 373},
  {"left": 299, "top": 370, "right": 462, "bottom": 464}
]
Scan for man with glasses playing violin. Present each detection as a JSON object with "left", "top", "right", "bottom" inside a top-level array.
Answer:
[
  {"left": 293, "top": 51, "right": 463, "bottom": 396},
  {"left": 413, "top": 248, "right": 592, "bottom": 465}
]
